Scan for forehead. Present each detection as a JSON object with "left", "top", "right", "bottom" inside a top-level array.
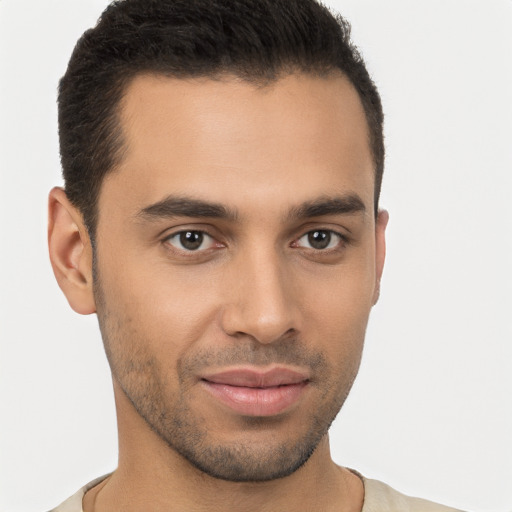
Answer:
[{"left": 99, "top": 72, "right": 374, "bottom": 220}]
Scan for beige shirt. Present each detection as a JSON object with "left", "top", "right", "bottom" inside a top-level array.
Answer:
[{"left": 49, "top": 473, "right": 465, "bottom": 511}]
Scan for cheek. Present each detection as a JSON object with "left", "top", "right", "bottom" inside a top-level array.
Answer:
[
  {"left": 299, "top": 262, "right": 375, "bottom": 362},
  {"left": 302, "top": 255, "right": 376, "bottom": 323},
  {"left": 308, "top": 298, "right": 369, "bottom": 371},
  {"left": 95, "top": 251, "right": 222, "bottom": 363},
  {"left": 95, "top": 224, "right": 376, "bottom": 365}
]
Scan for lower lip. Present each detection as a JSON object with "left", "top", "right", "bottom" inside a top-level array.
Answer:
[{"left": 201, "top": 380, "right": 308, "bottom": 417}]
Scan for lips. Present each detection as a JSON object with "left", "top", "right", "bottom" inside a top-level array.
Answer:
[{"left": 200, "top": 367, "right": 310, "bottom": 417}]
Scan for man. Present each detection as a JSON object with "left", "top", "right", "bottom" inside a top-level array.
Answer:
[{"left": 47, "top": 0, "right": 463, "bottom": 510}]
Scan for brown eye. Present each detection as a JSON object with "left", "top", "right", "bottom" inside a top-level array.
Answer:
[
  {"left": 166, "top": 230, "right": 213, "bottom": 251},
  {"left": 296, "top": 230, "right": 343, "bottom": 250},
  {"left": 308, "top": 231, "right": 331, "bottom": 249}
]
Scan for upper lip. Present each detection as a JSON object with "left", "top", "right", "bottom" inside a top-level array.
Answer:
[{"left": 201, "top": 367, "right": 310, "bottom": 388}]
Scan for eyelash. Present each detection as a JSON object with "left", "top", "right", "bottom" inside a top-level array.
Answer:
[
  {"left": 164, "top": 230, "right": 220, "bottom": 253},
  {"left": 162, "top": 228, "right": 348, "bottom": 255},
  {"left": 292, "top": 230, "right": 348, "bottom": 252}
]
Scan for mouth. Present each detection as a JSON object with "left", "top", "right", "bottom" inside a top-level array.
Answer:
[{"left": 200, "top": 367, "right": 310, "bottom": 417}]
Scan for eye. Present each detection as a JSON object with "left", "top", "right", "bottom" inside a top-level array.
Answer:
[
  {"left": 295, "top": 230, "right": 344, "bottom": 250},
  {"left": 165, "top": 230, "right": 217, "bottom": 252}
]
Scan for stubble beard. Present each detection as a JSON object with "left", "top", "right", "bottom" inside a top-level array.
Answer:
[{"left": 93, "top": 275, "right": 361, "bottom": 483}]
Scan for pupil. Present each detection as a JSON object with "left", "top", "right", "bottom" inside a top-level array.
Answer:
[
  {"left": 180, "top": 231, "right": 203, "bottom": 250},
  {"left": 308, "top": 230, "right": 330, "bottom": 250}
]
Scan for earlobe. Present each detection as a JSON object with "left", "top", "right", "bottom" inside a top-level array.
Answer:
[
  {"left": 48, "top": 187, "right": 96, "bottom": 315},
  {"left": 372, "top": 209, "right": 389, "bottom": 305}
]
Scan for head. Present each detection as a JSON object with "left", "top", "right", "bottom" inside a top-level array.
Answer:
[
  {"left": 49, "top": 0, "right": 387, "bottom": 483},
  {"left": 58, "top": 0, "right": 384, "bottom": 238}
]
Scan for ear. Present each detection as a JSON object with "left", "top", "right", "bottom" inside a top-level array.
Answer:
[
  {"left": 48, "top": 187, "right": 96, "bottom": 314},
  {"left": 372, "top": 209, "right": 389, "bottom": 305}
]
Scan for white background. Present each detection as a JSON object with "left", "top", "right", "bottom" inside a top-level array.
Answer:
[{"left": 1, "top": 1, "right": 511, "bottom": 511}]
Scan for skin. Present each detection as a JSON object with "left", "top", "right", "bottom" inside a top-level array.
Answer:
[{"left": 48, "top": 72, "right": 388, "bottom": 512}]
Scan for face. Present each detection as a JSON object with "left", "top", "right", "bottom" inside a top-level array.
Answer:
[{"left": 93, "top": 73, "right": 386, "bottom": 481}]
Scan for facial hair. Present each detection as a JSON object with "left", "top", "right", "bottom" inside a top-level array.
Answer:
[{"left": 94, "top": 273, "right": 362, "bottom": 482}]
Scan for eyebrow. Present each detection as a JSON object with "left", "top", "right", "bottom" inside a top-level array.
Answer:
[
  {"left": 285, "top": 194, "right": 367, "bottom": 221},
  {"left": 137, "top": 193, "right": 366, "bottom": 223},
  {"left": 137, "top": 195, "right": 238, "bottom": 221}
]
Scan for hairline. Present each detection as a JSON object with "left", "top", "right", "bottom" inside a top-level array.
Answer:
[{"left": 83, "top": 68, "right": 380, "bottom": 242}]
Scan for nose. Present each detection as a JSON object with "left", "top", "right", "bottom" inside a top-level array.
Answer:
[{"left": 220, "top": 247, "right": 300, "bottom": 345}]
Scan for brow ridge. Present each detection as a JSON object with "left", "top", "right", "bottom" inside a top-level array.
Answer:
[
  {"left": 286, "top": 194, "right": 366, "bottom": 221},
  {"left": 138, "top": 196, "right": 238, "bottom": 221},
  {"left": 137, "top": 193, "right": 366, "bottom": 223}
]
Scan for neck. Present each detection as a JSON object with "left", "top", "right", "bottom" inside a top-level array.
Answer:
[{"left": 84, "top": 381, "right": 364, "bottom": 512}]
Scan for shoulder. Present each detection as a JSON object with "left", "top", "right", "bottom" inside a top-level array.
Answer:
[
  {"left": 47, "top": 475, "right": 110, "bottom": 512},
  {"left": 361, "top": 477, "right": 466, "bottom": 512}
]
